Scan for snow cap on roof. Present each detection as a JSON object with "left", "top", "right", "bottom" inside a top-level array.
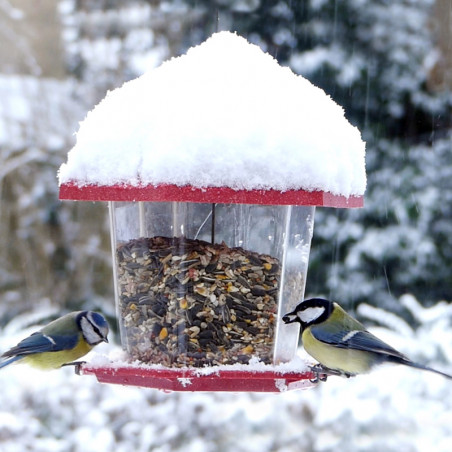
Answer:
[{"left": 58, "top": 31, "right": 366, "bottom": 197}]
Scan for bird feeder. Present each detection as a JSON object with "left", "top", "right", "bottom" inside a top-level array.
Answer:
[{"left": 58, "top": 32, "right": 366, "bottom": 392}]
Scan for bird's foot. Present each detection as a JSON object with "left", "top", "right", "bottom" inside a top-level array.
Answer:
[
  {"left": 61, "top": 360, "right": 86, "bottom": 375},
  {"left": 309, "top": 364, "right": 350, "bottom": 382},
  {"left": 309, "top": 364, "right": 330, "bottom": 383}
]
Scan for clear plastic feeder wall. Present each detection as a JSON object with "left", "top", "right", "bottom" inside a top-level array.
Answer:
[{"left": 110, "top": 201, "right": 315, "bottom": 368}]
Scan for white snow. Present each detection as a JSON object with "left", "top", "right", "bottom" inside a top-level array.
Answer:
[
  {"left": 1, "top": 295, "right": 452, "bottom": 451},
  {"left": 0, "top": 75, "right": 83, "bottom": 151},
  {"left": 58, "top": 32, "right": 366, "bottom": 197},
  {"left": 87, "top": 351, "right": 311, "bottom": 377},
  {"left": 177, "top": 377, "right": 192, "bottom": 387}
]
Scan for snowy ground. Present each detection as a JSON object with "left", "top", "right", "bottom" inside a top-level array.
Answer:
[{"left": 1, "top": 295, "right": 451, "bottom": 452}]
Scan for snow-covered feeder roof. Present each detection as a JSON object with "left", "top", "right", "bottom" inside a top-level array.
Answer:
[{"left": 58, "top": 32, "right": 366, "bottom": 207}]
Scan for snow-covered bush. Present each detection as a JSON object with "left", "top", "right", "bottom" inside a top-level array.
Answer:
[{"left": 0, "top": 295, "right": 451, "bottom": 451}]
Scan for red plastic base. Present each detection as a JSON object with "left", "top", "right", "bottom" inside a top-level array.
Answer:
[
  {"left": 59, "top": 182, "right": 363, "bottom": 208},
  {"left": 79, "top": 364, "right": 318, "bottom": 392}
]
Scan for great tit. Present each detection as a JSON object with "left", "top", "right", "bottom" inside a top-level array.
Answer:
[
  {"left": 0, "top": 311, "right": 109, "bottom": 370},
  {"left": 283, "top": 298, "right": 452, "bottom": 380}
]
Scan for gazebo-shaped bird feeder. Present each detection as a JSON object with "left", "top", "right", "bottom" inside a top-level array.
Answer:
[{"left": 58, "top": 32, "right": 366, "bottom": 392}]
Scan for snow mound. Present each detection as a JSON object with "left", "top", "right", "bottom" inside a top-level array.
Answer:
[{"left": 58, "top": 31, "right": 366, "bottom": 197}]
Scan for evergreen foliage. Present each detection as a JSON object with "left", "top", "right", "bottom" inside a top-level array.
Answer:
[
  {"left": 2, "top": 0, "right": 451, "bottom": 322},
  {"left": 181, "top": 0, "right": 452, "bottom": 312}
]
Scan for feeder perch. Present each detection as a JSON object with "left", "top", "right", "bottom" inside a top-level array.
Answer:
[{"left": 58, "top": 32, "right": 366, "bottom": 392}]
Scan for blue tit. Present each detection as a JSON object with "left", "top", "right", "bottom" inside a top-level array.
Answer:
[
  {"left": 283, "top": 298, "right": 452, "bottom": 380},
  {"left": 0, "top": 311, "right": 109, "bottom": 370}
]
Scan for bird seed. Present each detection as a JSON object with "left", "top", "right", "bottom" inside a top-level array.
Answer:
[{"left": 116, "top": 236, "right": 280, "bottom": 367}]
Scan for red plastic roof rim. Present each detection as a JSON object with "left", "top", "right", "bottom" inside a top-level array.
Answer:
[
  {"left": 78, "top": 364, "right": 319, "bottom": 392},
  {"left": 59, "top": 182, "right": 363, "bottom": 208}
]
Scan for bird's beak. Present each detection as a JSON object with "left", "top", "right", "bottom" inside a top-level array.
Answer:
[
  {"left": 104, "top": 337, "right": 109, "bottom": 343},
  {"left": 282, "top": 313, "right": 297, "bottom": 324}
]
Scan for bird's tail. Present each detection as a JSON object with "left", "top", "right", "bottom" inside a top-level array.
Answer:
[
  {"left": 0, "top": 355, "right": 22, "bottom": 369},
  {"left": 390, "top": 356, "right": 452, "bottom": 380},
  {"left": 407, "top": 361, "right": 452, "bottom": 380}
]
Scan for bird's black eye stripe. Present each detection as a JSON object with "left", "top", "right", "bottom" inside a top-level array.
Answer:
[
  {"left": 90, "top": 323, "right": 103, "bottom": 338},
  {"left": 78, "top": 312, "right": 103, "bottom": 339},
  {"left": 86, "top": 316, "right": 103, "bottom": 338}
]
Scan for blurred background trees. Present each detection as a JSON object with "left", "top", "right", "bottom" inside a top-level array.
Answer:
[{"left": 1, "top": 0, "right": 451, "bottom": 325}]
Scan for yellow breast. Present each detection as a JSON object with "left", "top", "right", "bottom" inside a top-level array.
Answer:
[
  {"left": 21, "top": 338, "right": 93, "bottom": 370},
  {"left": 302, "top": 328, "right": 372, "bottom": 375}
]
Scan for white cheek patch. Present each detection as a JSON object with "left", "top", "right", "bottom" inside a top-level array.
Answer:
[
  {"left": 298, "top": 306, "right": 325, "bottom": 323},
  {"left": 80, "top": 316, "right": 102, "bottom": 344}
]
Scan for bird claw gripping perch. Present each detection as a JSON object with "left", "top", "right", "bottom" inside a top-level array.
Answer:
[
  {"left": 309, "top": 364, "right": 351, "bottom": 382},
  {"left": 309, "top": 364, "right": 329, "bottom": 383},
  {"left": 61, "top": 360, "right": 86, "bottom": 375}
]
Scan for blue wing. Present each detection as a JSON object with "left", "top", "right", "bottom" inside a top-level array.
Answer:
[
  {"left": 310, "top": 325, "right": 408, "bottom": 359},
  {"left": 1, "top": 331, "right": 79, "bottom": 358}
]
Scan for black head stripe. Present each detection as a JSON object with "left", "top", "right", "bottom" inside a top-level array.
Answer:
[
  {"left": 75, "top": 311, "right": 87, "bottom": 329},
  {"left": 86, "top": 312, "right": 104, "bottom": 336},
  {"left": 294, "top": 298, "right": 333, "bottom": 327},
  {"left": 79, "top": 311, "right": 105, "bottom": 344}
]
